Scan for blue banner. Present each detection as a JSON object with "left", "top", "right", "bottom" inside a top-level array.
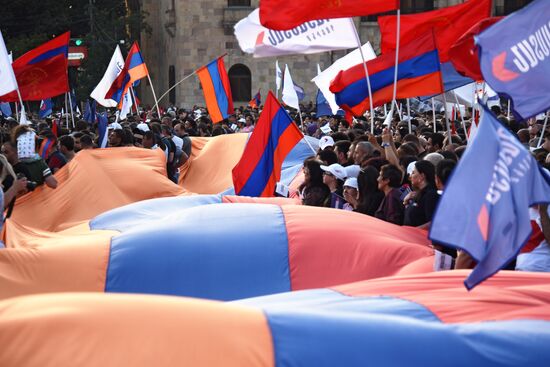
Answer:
[
  {"left": 430, "top": 103, "right": 550, "bottom": 289},
  {"left": 476, "top": 0, "right": 550, "bottom": 120}
]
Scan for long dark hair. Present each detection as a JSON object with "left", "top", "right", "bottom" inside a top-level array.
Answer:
[
  {"left": 356, "top": 166, "right": 383, "bottom": 215},
  {"left": 413, "top": 160, "right": 436, "bottom": 202},
  {"left": 299, "top": 157, "right": 325, "bottom": 190}
]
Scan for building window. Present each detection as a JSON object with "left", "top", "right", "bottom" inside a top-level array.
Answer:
[
  {"left": 361, "top": 0, "right": 433, "bottom": 22},
  {"left": 228, "top": 0, "right": 250, "bottom": 6},
  {"left": 228, "top": 64, "right": 251, "bottom": 102},
  {"left": 401, "top": 0, "right": 434, "bottom": 14},
  {"left": 496, "top": 0, "right": 533, "bottom": 15},
  {"left": 169, "top": 65, "right": 176, "bottom": 105}
]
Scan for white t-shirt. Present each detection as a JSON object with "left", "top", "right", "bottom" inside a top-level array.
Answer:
[{"left": 172, "top": 135, "right": 184, "bottom": 151}]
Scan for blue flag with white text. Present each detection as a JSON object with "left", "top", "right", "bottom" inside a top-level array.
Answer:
[
  {"left": 39, "top": 98, "right": 53, "bottom": 119},
  {"left": 429, "top": 104, "right": 550, "bottom": 289},
  {"left": 476, "top": 0, "right": 550, "bottom": 121}
]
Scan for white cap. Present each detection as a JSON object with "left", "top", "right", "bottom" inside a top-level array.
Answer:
[
  {"left": 344, "top": 177, "right": 358, "bottom": 190},
  {"left": 345, "top": 165, "right": 361, "bottom": 179},
  {"left": 320, "top": 163, "right": 347, "bottom": 181},
  {"left": 108, "top": 122, "right": 123, "bottom": 130},
  {"left": 238, "top": 118, "right": 246, "bottom": 123},
  {"left": 407, "top": 161, "right": 417, "bottom": 176},
  {"left": 136, "top": 122, "right": 150, "bottom": 133},
  {"left": 319, "top": 135, "right": 335, "bottom": 150}
]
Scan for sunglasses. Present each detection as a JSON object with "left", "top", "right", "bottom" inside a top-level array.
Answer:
[{"left": 323, "top": 171, "right": 334, "bottom": 177}]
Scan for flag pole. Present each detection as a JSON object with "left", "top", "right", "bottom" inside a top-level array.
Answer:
[
  {"left": 349, "top": 18, "right": 375, "bottom": 134},
  {"left": 442, "top": 92, "right": 452, "bottom": 138},
  {"left": 296, "top": 109, "right": 317, "bottom": 155},
  {"left": 537, "top": 112, "right": 549, "bottom": 148},
  {"left": 155, "top": 71, "right": 197, "bottom": 107},
  {"left": 389, "top": 8, "right": 402, "bottom": 124},
  {"left": 67, "top": 91, "right": 76, "bottom": 129},
  {"left": 147, "top": 74, "right": 161, "bottom": 116},
  {"left": 432, "top": 97, "right": 437, "bottom": 132},
  {"left": 276, "top": 60, "right": 279, "bottom": 100},
  {"left": 507, "top": 100, "right": 511, "bottom": 119},
  {"left": 130, "top": 87, "right": 139, "bottom": 115},
  {"left": 15, "top": 89, "right": 26, "bottom": 125},
  {"left": 453, "top": 91, "right": 468, "bottom": 143},
  {"left": 64, "top": 93, "right": 69, "bottom": 129},
  {"left": 406, "top": 98, "right": 411, "bottom": 134}
]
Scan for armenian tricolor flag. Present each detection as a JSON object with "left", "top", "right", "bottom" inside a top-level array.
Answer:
[
  {"left": 232, "top": 91, "right": 303, "bottom": 197},
  {"left": 196, "top": 56, "right": 234, "bottom": 124},
  {"left": 249, "top": 90, "right": 261, "bottom": 109},
  {"left": 330, "top": 32, "right": 444, "bottom": 117},
  {"left": 105, "top": 42, "right": 149, "bottom": 107}
]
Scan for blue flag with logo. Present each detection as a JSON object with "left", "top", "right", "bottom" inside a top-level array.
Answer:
[
  {"left": 316, "top": 89, "right": 344, "bottom": 117},
  {"left": 476, "top": 0, "right": 550, "bottom": 121},
  {"left": 39, "top": 98, "right": 53, "bottom": 119},
  {"left": 0, "top": 102, "right": 12, "bottom": 117},
  {"left": 429, "top": 103, "right": 550, "bottom": 290}
]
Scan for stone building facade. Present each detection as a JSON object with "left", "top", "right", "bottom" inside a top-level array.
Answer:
[{"left": 139, "top": 0, "right": 532, "bottom": 109}]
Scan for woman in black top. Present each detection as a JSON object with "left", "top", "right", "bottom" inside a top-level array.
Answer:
[
  {"left": 298, "top": 158, "right": 330, "bottom": 207},
  {"left": 355, "top": 166, "right": 384, "bottom": 216},
  {"left": 403, "top": 160, "right": 439, "bottom": 227}
]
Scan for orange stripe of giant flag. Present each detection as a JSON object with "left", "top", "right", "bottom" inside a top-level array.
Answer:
[
  {"left": 259, "top": 0, "right": 399, "bottom": 30},
  {"left": 378, "top": 0, "right": 492, "bottom": 62}
]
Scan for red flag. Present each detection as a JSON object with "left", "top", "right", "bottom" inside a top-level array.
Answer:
[
  {"left": 448, "top": 17, "right": 503, "bottom": 81},
  {"left": 0, "top": 32, "right": 70, "bottom": 102},
  {"left": 259, "top": 0, "right": 399, "bottom": 30},
  {"left": 378, "top": 0, "right": 491, "bottom": 63}
]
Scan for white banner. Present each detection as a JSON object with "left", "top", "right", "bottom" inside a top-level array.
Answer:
[
  {"left": 91, "top": 45, "right": 124, "bottom": 107},
  {"left": 312, "top": 42, "right": 376, "bottom": 115},
  {"left": 282, "top": 65, "right": 299, "bottom": 109},
  {"left": 235, "top": 9, "right": 356, "bottom": 58},
  {"left": 0, "top": 31, "right": 18, "bottom": 96}
]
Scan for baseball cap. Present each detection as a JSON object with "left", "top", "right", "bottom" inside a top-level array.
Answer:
[
  {"left": 108, "top": 122, "right": 123, "bottom": 130},
  {"left": 320, "top": 163, "right": 347, "bottom": 181},
  {"left": 407, "top": 161, "right": 417, "bottom": 176},
  {"left": 344, "top": 177, "right": 358, "bottom": 190},
  {"left": 319, "top": 135, "right": 335, "bottom": 150},
  {"left": 136, "top": 122, "right": 150, "bottom": 133},
  {"left": 345, "top": 165, "right": 361, "bottom": 179}
]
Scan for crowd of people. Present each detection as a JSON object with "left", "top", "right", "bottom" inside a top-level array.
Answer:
[{"left": 0, "top": 98, "right": 549, "bottom": 271}]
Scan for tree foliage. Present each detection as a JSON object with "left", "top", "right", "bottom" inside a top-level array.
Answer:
[{"left": 1, "top": 0, "right": 150, "bottom": 103}]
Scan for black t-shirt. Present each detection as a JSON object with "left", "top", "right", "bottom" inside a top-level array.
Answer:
[
  {"left": 403, "top": 186, "right": 439, "bottom": 227},
  {"left": 3, "top": 162, "right": 33, "bottom": 191}
]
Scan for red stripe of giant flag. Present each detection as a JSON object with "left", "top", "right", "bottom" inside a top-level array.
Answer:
[
  {"left": 448, "top": 17, "right": 503, "bottom": 81},
  {"left": 259, "top": 0, "right": 399, "bottom": 30},
  {"left": 378, "top": 0, "right": 492, "bottom": 63},
  {"left": 232, "top": 91, "right": 303, "bottom": 197},
  {"left": 330, "top": 31, "right": 444, "bottom": 117},
  {"left": 196, "top": 57, "right": 234, "bottom": 124},
  {"left": 0, "top": 32, "right": 70, "bottom": 102}
]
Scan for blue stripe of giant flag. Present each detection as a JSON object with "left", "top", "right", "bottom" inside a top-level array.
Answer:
[
  {"left": 104, "top": 203, "right": 291, "bottom": 300},
  {"left": 264, "top": 310, "right": 550, "bottom": 366},
  {"left": 237, "top": 107, "right": 296, "bottom": 196},
  {"left": 335, "top": 50, "right": 440, "bottom": 108},
  {"left": 28, "top": 45, "right": 69, "bottom": 64},
  {"left": 237, "top": 288, "right": 440, "bottom": 322},
  {"left": 91, "top": 194, "right": 223, "bottom": 232}
]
